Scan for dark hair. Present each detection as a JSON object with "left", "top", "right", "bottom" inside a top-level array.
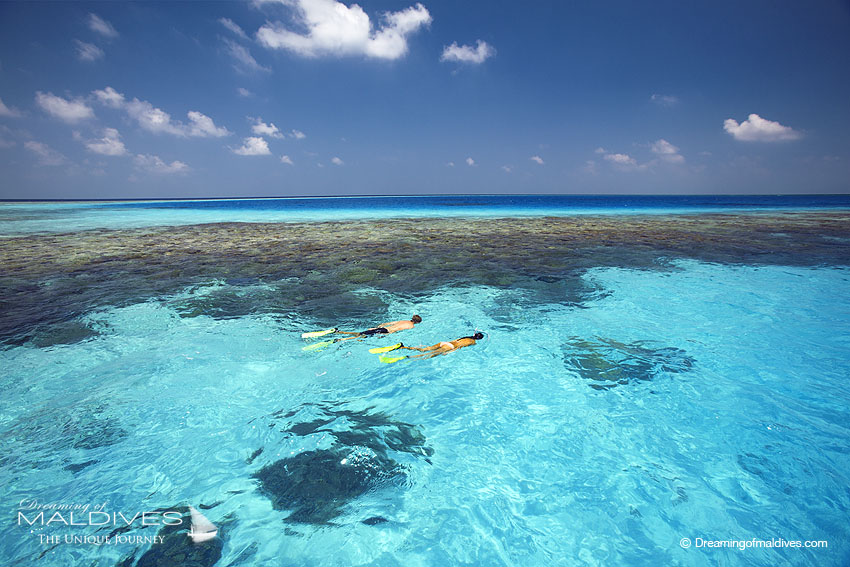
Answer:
[
  {"left": 411, "top": 315, "right": 422, "bottom": 323},
  {"left": 472, "top": 332, "right": 484, "bottom": 340}
]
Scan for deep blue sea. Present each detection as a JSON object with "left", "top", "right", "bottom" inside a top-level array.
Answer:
[
  {"left": 3, "top": 194, "right": 850, "bottom": 235},
  {"left": 1, "top": 195, "right": 849, "bottom": 566}
]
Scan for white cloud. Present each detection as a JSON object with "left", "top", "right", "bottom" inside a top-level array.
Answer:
[
  {"left": 290, "top": 129, "right": 306, "bottom": 139},
  {"left": 88, "top": 13, "right": 118, "bottom": 39},
  {"left": 134, "top": 153, "right": 189, "bottom": 174},
  {"left": 219, "top": 17, "right": 249, "bottom": 40},
  {"left": 651, "top": 94, "right": 679, "bottom": 107},
  {"left": 74, "top": 40, "right": 104, "bottom": 61},
  {"left": 232, "top": 136, "right": 271, "bottom": 155},
  {"left": 256, "top": 0, "right": 431, "bottom": 60},
  {"left": 501, "top": 165, "right": 512, "bottom": 173},
  {"left": 224, "top": 39, "right": 270, "bottom": 73},
  {"left": 85, "top": 127, "right": 127, "bottom": 156},
  {"left": 446, "top": 161, "right": 455, "bottom": 167},
  {"left": 0, "top": 98, "right": 23, "bottom": 118},
  {"left": 723, "top": 113, "right": 801, "bottom": 142},
  {"left": 440, "top": 40, "right": 495, "bottom": 64},
  {"left": 92, "top": 87, "right": 230, "bottom": 137},
  {"left": 35, "top": 91, "right": 94, "bottom": 123},
  {"left": 24, "top": 141, "right": 67, "bottom": 166},
  {"left": 251, "top": 117, "right": 283, "bottom": 138},
  {"left": 187, "top": 111, "right": 230, "bottom": 137},
  {"left": 124, "top": 98, "right": 182, "bottom": 135},
  {"left": 237, "top": 87, "right": 253, "bottom": 98},
  {"left": 650, "top": 139, "right": 684, "bottom": 163},
  {"left": 0, "top": 125, "right": 21, "bottom": 148},
  {"left": 466, "top": 157, "right": 475, "bottom": 166},
  {"left": 598, "top": 140, "right": 683, "bottom": 170},
  {"left": 530, "top": 155, "right": 544, "bottom": 165},
  {"left": 280, "top": 154, "right": 294, "bottom": 165},
  {"left": 331, "top": 156, "right": 343, "bottom": 165},
  {"left": 604, "top": 153, "right": 637, "bottom": 167},
  {"left": 92, "top": 86, "right": 125, "bottom": 108}
]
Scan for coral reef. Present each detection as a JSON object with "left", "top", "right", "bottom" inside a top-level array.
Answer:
[
  {"left": 563, "top": 337, "right": 695, "bottom": 390},
  {"left": 253, "top": 403, "right": 432, "bottom": 524}
]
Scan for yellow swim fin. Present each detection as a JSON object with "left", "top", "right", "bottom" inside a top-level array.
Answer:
[
  {"left": 302, "top": 327, "right": 337, "bottom": 339},
  {"left": 369, "top": 342, "right": 403, "bottom": 354},
  {"left": 379, "top": 354, "right": 408, "bottom": 364},
  {"left": 302, "top": 339, "right": 337, "bottom": 351}
]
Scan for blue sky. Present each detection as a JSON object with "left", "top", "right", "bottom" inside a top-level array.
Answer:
[{"left": 1, "top": 0, "right": 849, "bottom": 199}]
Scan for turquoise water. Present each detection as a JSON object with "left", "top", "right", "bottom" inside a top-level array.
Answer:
[
  {"left": 1, "top": 199, "right": 850, "bottom": 566},
  {"left": 3, "top": 194, "right": 850, "bottom": 235}
]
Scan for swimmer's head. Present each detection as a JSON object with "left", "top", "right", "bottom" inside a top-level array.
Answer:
[
  {"left": 411, "top": 315, "right": 422, "bottom": 324},
  {"left": 472, "top": 332, "right": 484, "bottom": 340}
]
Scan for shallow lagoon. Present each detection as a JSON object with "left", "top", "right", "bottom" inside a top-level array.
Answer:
[{"left": 1, "top": 204, "right": 849, "bottom": 566}]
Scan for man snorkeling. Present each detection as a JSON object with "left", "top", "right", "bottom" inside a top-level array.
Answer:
[
  {"left": 378, "top": 332, "right": 485, "bottom": 363},
  {"left": 301, "top": 316, "right": 422, "bottom": 350},
  {"left": 334, "top": 315, "right": 422, "bottom": 339}
]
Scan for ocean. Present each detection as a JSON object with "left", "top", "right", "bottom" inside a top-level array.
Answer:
[
  {"left": 1, "top": 195, "right": 849, "bottom": 566},
  {"left": 3, "top": 194, "right": 850, "bottom": 235}
]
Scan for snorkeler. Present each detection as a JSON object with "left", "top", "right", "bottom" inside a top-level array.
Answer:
[
  {"left": 378, "top": 332, "right": 485, "bottom": 363},
  {"left": 334, "top": 315, "right": 422, "bottom": 339},
  {"left": 301, "top": 316, "right": 422, "bottom": 351}
]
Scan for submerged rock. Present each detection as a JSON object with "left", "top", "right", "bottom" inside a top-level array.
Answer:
[
  {"left": 169, "top": 280, "right": 390, "bottom": 324},
  {"left": 63, "top": 459, "right": 98, "bottom": 473},
  {"left": 272, "top": 402, "right": 433, "bottom": 462},
  {"left": 563, "top": 337, "right": 694, "bottom": 390},
  {"left": 253, "top": 403, "right": 432, "bottom": 525},
  {"left": 254, "top": 447, "right": 402, "bottom": 525},
  {"left": 6, "top": 402, "right": 128, "bottom": 451},
  {"left": 66, "top": 413, "right": 128, "bottom": 450},
  {"left": 0, "top": 401, "right": 131, "bottom": 474},
  {"left": 170, "top": 283, "right": 286, "bottom": 320},
  {"left": 30, "top": 320, "right": 99, "bottom": 347}
]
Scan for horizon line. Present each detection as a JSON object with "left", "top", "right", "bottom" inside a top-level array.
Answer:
[{"left": 3, "top": 192, "right": 850, "bottom": 204}]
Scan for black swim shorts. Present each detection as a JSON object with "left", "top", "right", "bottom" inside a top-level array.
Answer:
[{"left": 360, "top": 327, "right": 389, "bottom": 337}]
